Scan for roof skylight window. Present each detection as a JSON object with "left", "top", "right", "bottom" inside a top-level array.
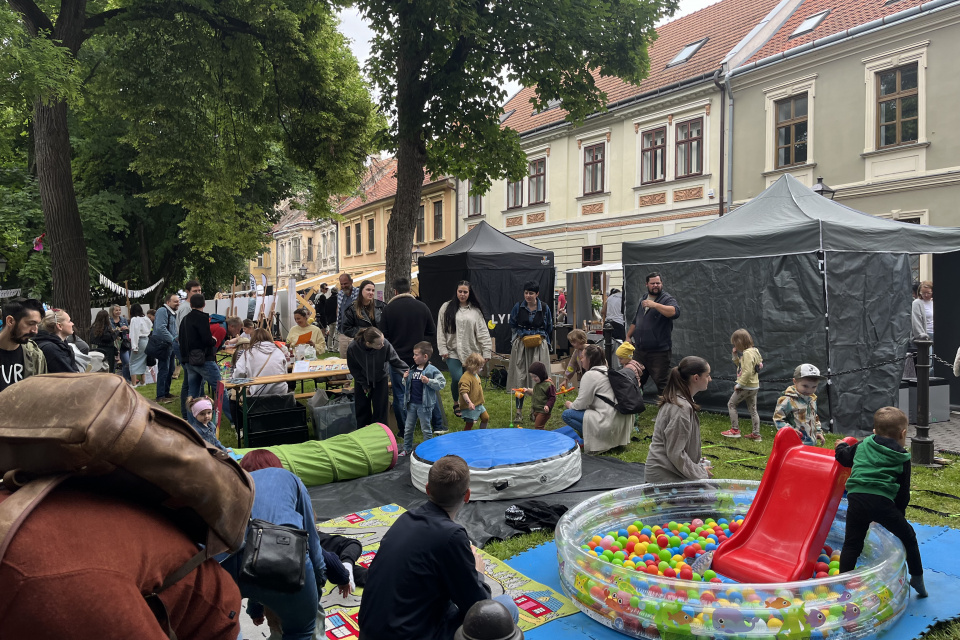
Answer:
[
  {"left": 499, "top": 109, "right": 516, "bottom": 124},
  {"left": 531, "top": 98, "right": 562, "bottom": 116},
  {"left": 790, "top": 10, "right": 830, "bottom": 38},
  {"left": 667, "top": 38, "right": 708, "bottom": 67}
]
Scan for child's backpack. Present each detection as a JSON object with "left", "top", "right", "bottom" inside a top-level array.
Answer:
[
  {"left": 597, "top": 367, "right": 646, "bottom": 415},
  {"left": 0, "top": 373, "right": 254, "bottom": 627}
]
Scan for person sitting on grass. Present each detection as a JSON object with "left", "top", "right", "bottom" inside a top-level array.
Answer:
[
  {"left": 643, "top": 356, "right": 713, "bottom": 484},
  {"left": 773, "top": 363, "right": 825, "bottom": 446},
  {"left": 186, "top": 396, "right": 228, "bottom": 451},
  {"left": 561, "top": 344, "right": 634, "bottom": 453},
  {"left": 563, "top": 329, "right": 588, "bottom": 389},
  {"left": 458, "top": 353, "right": 488, "bottom": 431},
  {"left": 835, "top": 406, "right": 926, "bottom": 598},
  {"left": 358, "top": 455, "right": 519, "bottom": 640},
  {"left": 522, "top": 361, "right": 555, "bottom": 430},
  {"left": 401, "top": 341, "right": 447, "bottom": 456}
]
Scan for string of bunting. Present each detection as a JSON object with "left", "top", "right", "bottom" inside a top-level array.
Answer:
[{"left": 97, "top": 273, "right": 164, "bottom": 299}]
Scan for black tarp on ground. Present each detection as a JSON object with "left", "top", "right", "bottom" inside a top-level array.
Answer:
[
  {"left": 308, "top": 454, "right": 645, "bottom": 547},
  {"left": 418, "top": 221, "right": 555, "bottom": 354},
  {"left": 622, "top": 174, "right": 960, "bottom": 435}
]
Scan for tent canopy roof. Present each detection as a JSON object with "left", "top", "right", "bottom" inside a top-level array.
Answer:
[
  {"left": 623, "top": 174, "right": 960, "bottom": 264},
  {"left": 419, "top": 221, "right": 553, "bottom": 270}
]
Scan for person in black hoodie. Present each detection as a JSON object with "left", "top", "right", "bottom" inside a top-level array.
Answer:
[
  {"left": 180, "top": 294, "right": 232, "bottom": 426},
  {"left": 347, "top": 327, "right": 408, "bottom": 427},
  {"left": 380, "top": 278, "right": 438, "bottom": 436},
  {"left": 835, "top": 406, "right": 926, "bottom": 597},
  {"left": 35, "top": 309, "right": 78, "bottom": 373}
]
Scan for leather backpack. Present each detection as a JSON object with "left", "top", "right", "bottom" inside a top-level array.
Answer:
[{"left": 0, "top": 373, "right": 255, "bottom": 636}]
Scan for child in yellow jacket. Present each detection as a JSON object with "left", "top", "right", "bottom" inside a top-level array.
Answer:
[{"left": 722, "top": 329, "right": 763, "bottom": 441}]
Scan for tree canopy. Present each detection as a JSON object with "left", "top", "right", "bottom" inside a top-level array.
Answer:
[
  {"left": 347, "top": 0, "right": 677, "bottom": 296},
  {"left": 2, "top": 0, "right": 381, "bottom": 331}
]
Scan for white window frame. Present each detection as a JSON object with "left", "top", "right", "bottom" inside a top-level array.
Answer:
[
  {"left": 875, "top": 208, "right": 931, "bottom": 280},
  {"left": 763, "top": 74, "right": 817, "bottom": 174},
  {"left": 577, "top": 128, "right": 610, "bottom": 197},
  {"left": 862, "top": 42, "right": 928, "bottom": 155}
]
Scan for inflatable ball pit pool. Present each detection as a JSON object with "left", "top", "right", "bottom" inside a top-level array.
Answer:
[{"left": 556, "top": 480, "right": 908, "bottom": 639}]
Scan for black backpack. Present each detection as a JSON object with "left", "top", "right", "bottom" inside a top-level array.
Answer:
[
  {"left": 597, "top": 367, "right": 646, "bottom": 415},
  {"left": 489, "top": 366, "right": 508, "bottom": 389}
]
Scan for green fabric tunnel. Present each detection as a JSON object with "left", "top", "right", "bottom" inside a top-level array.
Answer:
[{"left": 235, "top": 423, "right": 398, "bottom": 486}]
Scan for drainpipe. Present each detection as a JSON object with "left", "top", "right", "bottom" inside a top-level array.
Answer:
[
  {"left": 454, "top": 178, "right": 460, "bottom": 239},
  {"left": 712, "top": 68, "right": 726, "bottom": 216},
  {"left": 724, "top": 69, "right": 735, "bottom": 213}
]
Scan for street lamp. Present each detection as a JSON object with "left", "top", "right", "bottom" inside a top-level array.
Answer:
[
  {"left": 412, "top": 245, "right": 425, "bottom": 265},
  {"left": 813, "top": 176, "right": 836, "bottom": 200},
  {"left": 298, "top": 265, "right": 308, "bottom": 280}
]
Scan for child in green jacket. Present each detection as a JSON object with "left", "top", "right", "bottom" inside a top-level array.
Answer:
[
  {"left": 523, "top": 361, "right": 556, "bottom": 430},
  {"left": 835, "top": 406, "right": 926, "bottom": 597},
  {"left": 773, "top": 363, "right": 825, "bottom": 446}
]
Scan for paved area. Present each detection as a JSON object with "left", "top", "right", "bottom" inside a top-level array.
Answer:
[{"left": 907, "top": 412, "right": 960, "bottom": 454}]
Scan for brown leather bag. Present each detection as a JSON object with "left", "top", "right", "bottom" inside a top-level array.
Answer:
[{"left": 0, "top": 373, "right": 255, "bottom": 631}]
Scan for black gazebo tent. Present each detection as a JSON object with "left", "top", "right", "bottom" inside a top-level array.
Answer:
[
  {"left": 622, "top": 174, "right": 960, "bottom": 434},
  {"left": 418, "top": 221, "right": 555, "bottom": 353}
]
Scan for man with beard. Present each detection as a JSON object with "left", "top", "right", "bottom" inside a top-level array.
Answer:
[
  {"left": 0, "top": 298, "right": 47, "bottom": 393},
  {"left": 626, "top": 272, "right": 680, "bottom": 394}
]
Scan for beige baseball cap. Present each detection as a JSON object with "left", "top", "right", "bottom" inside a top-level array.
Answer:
[{"left": 794, "top": 363, "right": 825, "bottom": 380}]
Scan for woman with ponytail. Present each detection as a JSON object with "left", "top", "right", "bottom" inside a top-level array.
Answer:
[{"left": 644, "top": 356, "right": 712, "bottom": 483}]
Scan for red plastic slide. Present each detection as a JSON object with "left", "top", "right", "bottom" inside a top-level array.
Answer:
[{"left": 710, "top": 428, "right": 852, "bottom": 583}]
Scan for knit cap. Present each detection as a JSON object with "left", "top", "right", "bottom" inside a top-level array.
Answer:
[
  {"left": 615, "top": 342, "right": 635, "bottom": 358},
  {"left": 529, "top": 362, "right": 548, "bottom": 382}
]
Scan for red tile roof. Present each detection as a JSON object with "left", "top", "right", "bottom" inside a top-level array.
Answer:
[
  {"left": 336, "top": 156, "right": 448, "bottom": 216},
  {"left": 499, "top": 0, "right": 781, "bottom": 136},
  {"left": 746, "top": 0, "right": 926, "bottom": 64}
]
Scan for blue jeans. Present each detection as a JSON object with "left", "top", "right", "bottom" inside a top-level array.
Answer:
[
  {"left": 390, "top": 365, "right": 407, "bottom": 433},
  {"left": 562, "top": 408, "right": 585, "bottom": 436},
  {"left": 222, "top": 552, "right": 322, "bottom": 640},
  {"left": 156, "top": 342, "right": 175, "bottom": 399},
  {"left": 185, "top": 360, "right": 232, "bottom": 424},
  {"left": 404, "top": 403, "right": 434, "bottom": 452},
  {"left": 119, "top": 348, "right": 131, "bottom": 381},
  {"left": 447, "top": 357, "right": 464, "bottom": 405}
]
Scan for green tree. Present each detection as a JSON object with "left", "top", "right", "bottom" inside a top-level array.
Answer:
[
  {"left": 3, "top": 0, "right": 380, "bottom": 335},
  {"left": 347, "top": 0, "right": 677, "bottom": 298}
]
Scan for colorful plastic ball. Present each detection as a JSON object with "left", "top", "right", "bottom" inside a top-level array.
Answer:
[
  {"left": 657, "top": 535, "right": 670, "bottom": 548},
  {"left": 663, "top": 567, "right": 677, "bottom": 578},
  {"left": 645, "top": 565, "right": 659, "bottom": 575},
  {"left": 829, "top": 568, "right": 840, "bottom": 576},
  {"left": 658, "top": 549, "right": 672, "bottom": 561},
  {"left": 829, "top": 560, "right": 840, "bottom": 570},
  {"left": 767, "top": 618, "right": 783, "bottom": 630},
  {"left": 658, "top": 561, "right": 670, "bottom": 572},
  {"left": 691, "top": 518, "right": 704, "bottom": 528},
  {"left": 643, "top": 553, "right": 655, "bottom": 563},
  {"left": 613, "top": 551, "right": 626, "bottom": 561}
]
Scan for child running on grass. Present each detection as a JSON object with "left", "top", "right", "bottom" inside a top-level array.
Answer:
[
  {"left": 722, "top": 329, "right": 763, "bottom": 441},
  {"left": 459, "top": 353, "right": 488, "bottom": 430},
  {"left": 522, "top": 362, "right": 556, "bottom": 429},
  {"left": 835, "top": 406, "right": 927, "bottom": 597},
  {"left": 773, "top": 363, "right": 825, "bottom": 446}
]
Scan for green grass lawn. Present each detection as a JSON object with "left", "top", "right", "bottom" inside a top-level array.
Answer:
[{"left": 138, "top": 360, "right": 960, "bottom": 638}]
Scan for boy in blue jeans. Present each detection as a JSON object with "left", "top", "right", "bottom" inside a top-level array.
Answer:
[{"left": 401, "top": 341, "right": 447, "bottom": 455}]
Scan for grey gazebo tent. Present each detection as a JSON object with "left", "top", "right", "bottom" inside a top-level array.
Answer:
[
  {"left": 622, "top": 174, "right": 960, "bottom": 434},
  {"left": 418, "top": 221, "right": 555, "bottom": 353}
]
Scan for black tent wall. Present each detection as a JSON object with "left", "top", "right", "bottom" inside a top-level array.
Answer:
[
  {"left": 624, "top": 251, "right": 912, "bottom": 435},
  {"left": 933, "top": 252, "right": 960, "bottom": 407}
]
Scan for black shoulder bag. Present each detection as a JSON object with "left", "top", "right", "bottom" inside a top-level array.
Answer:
[{"left": 240, "top": 519, "right": 308, "bottom": 593}]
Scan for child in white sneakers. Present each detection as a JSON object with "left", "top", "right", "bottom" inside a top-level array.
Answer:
[{"left": 722, "top": 329, "right": 763, "bottom": 441}]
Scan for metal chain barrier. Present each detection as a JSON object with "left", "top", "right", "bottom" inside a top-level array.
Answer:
[
  {"left": 711, "top": 355, "right": 908, "bottom": 384},
  {"left": 932, "top": 352, "right": 956, "bottom": 371}
]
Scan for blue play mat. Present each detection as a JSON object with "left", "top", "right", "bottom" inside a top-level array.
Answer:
[{"left": 410, "top": 429, "right": 583, "bottom": 500}]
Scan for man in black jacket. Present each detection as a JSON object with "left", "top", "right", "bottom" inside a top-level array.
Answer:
[
  {"left": 180, "top": 294, "right": 231, "bottom": 426},
  {"left": 358, "top": 456, "right": 518, "bottom": 640},
  {"left": 381, "top": 278, "right": 440, "bottom": 437},
  {"left": 625, "top": 272, "right": 680, "bottom": 394}
]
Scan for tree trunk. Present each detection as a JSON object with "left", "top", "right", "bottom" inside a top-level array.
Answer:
[
  {"left": 34, "top": 98, "right": 92, "bottom": 337},
  {"left": 383, "top": 10, "right": 428, "bottom": 303}
]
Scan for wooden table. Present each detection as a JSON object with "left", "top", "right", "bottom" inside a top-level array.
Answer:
[{"left": 220, "top": 359, "right": 351, "bottom": 447}]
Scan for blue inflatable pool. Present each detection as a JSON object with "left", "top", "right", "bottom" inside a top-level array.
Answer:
[{"left": 410, "top": 429, "right": 582, "bottom": 500}]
